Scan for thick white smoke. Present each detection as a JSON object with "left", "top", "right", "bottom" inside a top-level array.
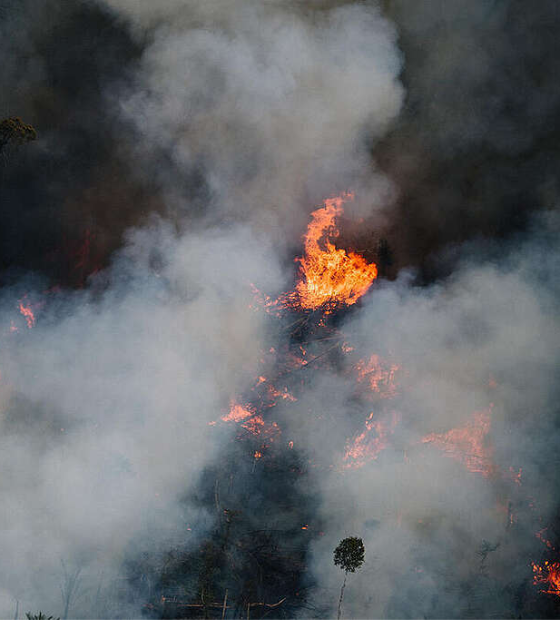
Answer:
[
  {"left": 1, "top": 1, "right": 405, "bottom": 616},
  {"left": 107, "top": 0, "right": 403, "bottom": 238},
  {"left": 0, "top": 221, "right": 285, "bottom": 616},
  {"left": 3, "top": 0, "right": 559, "bottom": 617},
  {"left": 292, "top": 214, "right": 560, "bottom": 617}
]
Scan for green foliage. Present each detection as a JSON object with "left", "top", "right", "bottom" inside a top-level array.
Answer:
[
  {"left": 333, "top": 536, "right": 365, "bottom": 574},
  {"left": 0, "top": 117, "right": 37, "bottom": 149},
  {"left": 26, "top": 613, "right": 60, "bottom": 620}
]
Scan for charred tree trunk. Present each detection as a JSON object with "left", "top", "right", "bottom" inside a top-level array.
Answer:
[{"left": 337, "top": 571, "right": 347, "bottom": 620}]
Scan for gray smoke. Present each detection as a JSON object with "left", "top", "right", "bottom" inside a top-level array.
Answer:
[
  {"left": 1, "top": 0, "right": 559, "bottom": 617},
  {"left": 106, "top": 0, "right": 403, "bottom": 241},
  {"left": 296, "top": 212, "right": 560, "bottom": 617},
  {"left": 0, "top": 220, "right": 286, "bottom": 616}
]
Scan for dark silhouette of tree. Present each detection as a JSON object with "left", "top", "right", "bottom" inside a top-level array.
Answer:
[
  {"left": 376, "top": 238, "right": 394, "bottom": 278},
  {"left": 478, "top": 539, "right": 500, "bottom": 574},
  {"left": 333, "top": 536, "right": 365, "bottom": 619},
  {"left": 0, "top": 117, "right": 37, "bottom": 152},
  {"left": 25, "top": 613, "right": 59, "bottom": 620}
]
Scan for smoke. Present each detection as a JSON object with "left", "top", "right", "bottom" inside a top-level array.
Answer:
[
  {"left": 0, "top": 218, "right": 286, "bottom": 615},
  {"left": 374, "top": 0, "right": 560, "bottom": 279},
  {"left": 104, "top": 0, "right": 403, "bottom": 243},
  {"left": 1, "top": 0, "right": 559, "bottom": 617},
  {"left": 297, "top": 212, "right": 560, "bottom": 617}
]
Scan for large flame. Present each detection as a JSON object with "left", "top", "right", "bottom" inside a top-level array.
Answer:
[
  {"left": 532, "top": 561, "right": 560, "bottom": 596},
  {"left": 288, "top": 193, "right": 378, "bottom": 312},
  {"left": 421, "top": 407, "right": 494, "bottom": 477}
]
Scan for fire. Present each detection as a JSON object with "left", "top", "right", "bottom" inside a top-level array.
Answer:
[
  {"left": 354, "top": 354, "right": 400, "bottom": 398},
  {"left": 421, "top": 407, "right": 494, "bottom": 477},
  {"left": 532, "top": 561, "right": 560, "bottom": 596},
  {"left": 343, "top": 410, "right": 400, "bottom": 469},
  {"left": 508, "top": 466, "right": 522, "bottom": 485},
  {"left": 263, "top": 382, "right": 297, "bottom": 404},
  {"left": 536, "top": 529, "right": 556, "bottom": 551},
  {"left": 287, "top": 193, "right": 377, "bottom": 312},
  {"left": 241, "top": 414, "right": 265, "bottom": 434},
  {"left": 221, "top": 401, "right": 254, "bottom": 423},
  {"left": 18, "top": 298, "right": 36, "bottom": 328},
  {"left": 254, "top": 450, "right": 263, "bottom": 460}
]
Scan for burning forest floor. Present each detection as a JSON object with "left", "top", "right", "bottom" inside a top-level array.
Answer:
[
  {"left": 1, "top": 188, "right": 559, "bottom": 618},
  {"left": 100, "top": 195, "right": 560, "bottom": 619},
  {"left": 2, "top": 2, "right": 560, "bottom": 618}
]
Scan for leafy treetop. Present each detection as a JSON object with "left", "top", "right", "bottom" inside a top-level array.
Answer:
[
  {"left": 0, "top": 117, "right": 37, "bottom": 149},
  {"left": 333, "top": 536, "right": 365, "bottom": 573}
]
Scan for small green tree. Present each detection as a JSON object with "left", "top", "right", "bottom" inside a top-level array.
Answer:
[{"left": 333, "top": 536, "right": 365, "bottom": 619}]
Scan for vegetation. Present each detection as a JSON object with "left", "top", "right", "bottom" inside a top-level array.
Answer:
[
  {"left": 333, "top": 536, "right": 365, "bottom": 619},
  {"left": 0, "top": 117, "right": 37, "bottom": 152}
]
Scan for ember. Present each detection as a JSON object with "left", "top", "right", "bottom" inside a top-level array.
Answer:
[
  {"left": 343, "top": 411, "right": 400, "bottom": 469},
  {"left": 221, "top": 401, "right": 254, "bottom": 423},
  {"left": 354, "top": 354, "right": 400, "bottom": 398},
  {"left": 532, "top": 561, "right": 560, "bottom": 596},
  {"left": 18, "top": 298, "right": 36, "bottom": 329}
]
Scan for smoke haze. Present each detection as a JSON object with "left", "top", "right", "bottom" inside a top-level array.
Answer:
[{"left": 1, "top": 0, "right": 559, "bottom": 617}]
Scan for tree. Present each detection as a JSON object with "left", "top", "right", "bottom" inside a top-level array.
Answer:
[
  {"left": 0, "top": 117, "right": 37, "bottom": 152},
  {"left": 478, "top": 539, "right": 500, "bottom": 574},
  {"left": 333, "top": 536, "right": 365, "bottom": 620},
  {"left": 25, "top": 613, "right": 59, "bottom": 620}
]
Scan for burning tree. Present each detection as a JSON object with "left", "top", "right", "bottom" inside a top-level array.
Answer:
[{"left": 333, "top": 536, "right": 365, "bottom": 620}]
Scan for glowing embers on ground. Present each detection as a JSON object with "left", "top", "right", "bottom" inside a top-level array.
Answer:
[
  {"left": 421, "top": 406, "right": 494, "bottom": 477},
  {"left": 354, "top": 354, "right": 400, "bottom": 399},
  {"left": 221, "top": 400, "right": 280, "bottom": 439},
  {"left": 342, "top": 410, "right": 401, "bottom": 469},
  {"left": 18, "top": 298, "right": 36, "bottom": 329},
  {"left": 17, "top": 295, "right": 45, "bottom": 330},
  {"left": 532, "top": 561, "right": 560, "bottom": 597},
  {"left": 536, "top": 528, "right": 557, "bottom": 551},
  {"left": 221, "top": 401, "right": 254, "bottom": 423},
  {"left": 274, "top": 192, "right": 377, "bottom": 314}
]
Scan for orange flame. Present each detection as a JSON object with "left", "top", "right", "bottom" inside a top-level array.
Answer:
[
  {"left": 532, "top": 561, "right": 560, "bottom": 596},
  {"left": 536, "top": 529, "right": 556, "bottom": 551},
  {"left": 221, "top": 401, "right": 254, "bottom": 423},
  {"left": 343, "top": 410, "right": 400, "bottom": 469},
  {"left": 18, "top": 299, "right": 36, "bottom": 329},
  {"left": 421, "top": 407, "right": 494, "bottom": 477},
  {"left": 264, "top": 382, "right": 297, "bottom": 404},
  {"left": 355, "top": 354, "right": 400, "bottom": 398},
  {"left": 288, "top": 193, "right": 377, "bottom": 312}
]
